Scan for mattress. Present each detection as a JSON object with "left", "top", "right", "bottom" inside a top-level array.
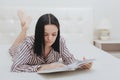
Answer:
[{"left": 0, "top": 35, "right": 120, "bottom": 80}]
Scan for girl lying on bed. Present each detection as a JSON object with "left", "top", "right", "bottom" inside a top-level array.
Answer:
[{"left": 9, "top": 10, "right": 92, "bottom": 72}]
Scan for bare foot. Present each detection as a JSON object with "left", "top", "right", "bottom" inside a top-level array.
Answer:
[
  {"left": 17, "top": 10, "right": 26, "bottom": 27},
  {"left": 23, "top": 16, "right": 32, "bottom": 31},
  {"left": 17, "top": 10, "right": 32, "bottom": 32}
]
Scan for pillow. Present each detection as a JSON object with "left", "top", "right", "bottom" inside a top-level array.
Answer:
[{"left": 60, "top": 20, "right": 82, "bottom": 34}]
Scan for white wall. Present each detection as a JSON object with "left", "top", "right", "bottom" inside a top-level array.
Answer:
[
  {"left": 93, "top": 0, "right": 120, "bottom": 38},
  {"left": 0, "top": 0, "right": 120, "bottom": 39},
  {"left": 0, "top": 7, "right": 94, "bottom": 44}
]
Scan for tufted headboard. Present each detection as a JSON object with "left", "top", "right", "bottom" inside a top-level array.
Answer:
[{"left": 0, "top": 7, "right": 94, "bottom": 44}]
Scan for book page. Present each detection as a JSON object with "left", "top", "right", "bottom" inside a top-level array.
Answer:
[
  {"left": 37, "top": 59, "right": 95, "bottom": 73},
  {"left": 67, "top": 59, "right": 95, "bottom": 69}
]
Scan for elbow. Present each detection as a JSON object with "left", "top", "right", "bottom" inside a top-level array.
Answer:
[{"left": 11, "top": 64, "right": 20, "bottom": 72}]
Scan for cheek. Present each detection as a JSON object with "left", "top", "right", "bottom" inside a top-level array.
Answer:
[
  {"left": 44, "top": 37, "right": 47, "bottom": 41},
  {"left": 52, "top": 36, "right": 57, "bottom": 42},
  {"left": 54, "top": 36, "right": 57, "bottom": 40}
]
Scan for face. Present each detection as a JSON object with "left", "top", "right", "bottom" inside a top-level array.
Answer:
[{"left": 44, "top": 24, "right": 58, "bottom": 47}]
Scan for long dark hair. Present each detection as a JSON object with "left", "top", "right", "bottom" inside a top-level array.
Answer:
[{"left": 33, "top": 13, "right": 60, "bottom": 56}]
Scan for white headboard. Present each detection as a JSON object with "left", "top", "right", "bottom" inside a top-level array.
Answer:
[{"left": 0, "top": 7, "right": 94, "bottom": 44}]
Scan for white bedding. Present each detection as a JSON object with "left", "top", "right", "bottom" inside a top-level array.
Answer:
[
  {"left": 0, "top": 35, "right": 120, "bottom": 80},
  {"left": 0, "top": 7, "right": 120, "bottom": 80}
]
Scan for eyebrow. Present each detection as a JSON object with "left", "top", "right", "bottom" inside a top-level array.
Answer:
[{"left": 45, "top": 32, "right": 57, "bottom": 34}]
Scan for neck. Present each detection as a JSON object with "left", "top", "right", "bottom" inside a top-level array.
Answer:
[
  {"left": 45, "top": 46, "right": 51, "bottom": 50},
  {"left": 44, "top": 46, "right": 52, "bottom": 57}
]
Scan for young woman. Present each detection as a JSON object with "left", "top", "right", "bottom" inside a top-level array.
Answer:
[{"left": 9, "top": 10, "right": 92, "bottom": 72}]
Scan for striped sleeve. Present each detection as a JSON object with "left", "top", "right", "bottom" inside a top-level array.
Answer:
[
  {"left": 60, "top": 36, "right": 76, "bottom": 65},
  {"left": 11, "top": 37, "right": 41, "bottom": 72},
  {"left": 9, "top": 44, "right": 20, "bottom": 58}
]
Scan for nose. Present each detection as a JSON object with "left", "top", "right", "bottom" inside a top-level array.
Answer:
[{"left": 48, "top": 35, "right": 52, "bottom": 41}]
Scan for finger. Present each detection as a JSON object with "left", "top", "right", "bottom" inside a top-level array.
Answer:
[
  {"left": 85, "top": 63, "right": 92, "bottom": 69},
  {"left": 89, "top": 62, "right": 92, "bottom": 65},
  {"left": 83, "top": 56, "right": 86, "bottom": 60},
  {"left": 81, "top": 63, "right": 92, "bottom": 70}
]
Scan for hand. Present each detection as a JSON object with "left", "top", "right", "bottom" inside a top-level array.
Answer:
[
  {"left": 80, "top": 62, "right": 92, "bottom": 70},
  {"left": 80, "top": 57, "right": 93, "bottom": 70},
  {"left": 38, "top": 63, "right": 65, "bottom": 71}
]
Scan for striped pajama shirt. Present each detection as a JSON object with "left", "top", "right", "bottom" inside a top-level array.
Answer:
[{"left": 9, "top": 36, "right": 76, "bottom": 72}]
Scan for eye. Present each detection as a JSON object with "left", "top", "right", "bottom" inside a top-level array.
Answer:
[
  {"left": 52, "top": 34, "right": 57, "bottom": 36},
  {"left": 44, "top": 33, "right": 48, "bottom": 36}
]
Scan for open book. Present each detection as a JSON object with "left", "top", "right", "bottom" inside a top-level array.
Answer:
[{"left": 37, "top": 59, "right": 95, "bottom": 73}]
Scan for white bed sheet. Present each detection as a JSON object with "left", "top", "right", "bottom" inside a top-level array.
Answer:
[{"left": 0, "top": 35, "right": 120, "bottom": 80}]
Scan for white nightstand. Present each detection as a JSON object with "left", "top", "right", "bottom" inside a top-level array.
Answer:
[{"left": 94, "top": 39, "right": 120, "bottom": 51}]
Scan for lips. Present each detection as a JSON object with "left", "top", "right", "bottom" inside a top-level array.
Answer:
[{"left": 46, "top": 41, "right": 52, "bottom": 43}]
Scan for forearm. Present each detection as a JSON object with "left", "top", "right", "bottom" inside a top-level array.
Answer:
[
  {"left": 11, "top": 64, "right": 41, "bottom": 72},
  {"left": 37, "top": 63, "right": 65, "bottom": 71}
]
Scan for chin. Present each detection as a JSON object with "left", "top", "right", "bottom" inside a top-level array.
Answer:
[{"left": 46, "top": 43, "right": 53, "bottom": 47}]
